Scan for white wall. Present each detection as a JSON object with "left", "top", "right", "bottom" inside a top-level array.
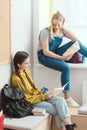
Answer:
[
  {"left": 39, "top": 0, "right": 51, "bottom": 31},
  {"left": 34, "top": 64, "right": 87, "bottom": 105},
  {"left": 11, "top": 0, "right": 32, "bottom": 56},
  {"left": 0, "top": 0, "right": 33, "bottom": 87}
]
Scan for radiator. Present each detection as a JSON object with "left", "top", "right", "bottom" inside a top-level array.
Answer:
[{"left": 82, "top": 81, "right": 87, "bottom": 104}]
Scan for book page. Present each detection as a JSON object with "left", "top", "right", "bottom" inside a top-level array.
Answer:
[{"left": 53, "top": 88, "right": 64, "bottom": 96}]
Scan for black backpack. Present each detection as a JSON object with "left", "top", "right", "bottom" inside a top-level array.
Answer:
[{"left": 1, "top": 84, "right": 32, "bottom": 118}]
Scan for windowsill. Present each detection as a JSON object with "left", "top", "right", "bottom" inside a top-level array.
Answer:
[{"left": 37, "top": 63, "right": 87, "bottom": 69}]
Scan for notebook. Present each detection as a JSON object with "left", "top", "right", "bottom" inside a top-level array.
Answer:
[
  {"left": 78, "top": 103, "right": 87, "bottom": 114},
  {"left": 53, "top": 82, "right": 69, "bottom": 96}
]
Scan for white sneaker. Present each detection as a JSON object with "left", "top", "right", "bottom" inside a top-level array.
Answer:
[{"left": 66, "top": 97, "right": 80, "bottom": 108}]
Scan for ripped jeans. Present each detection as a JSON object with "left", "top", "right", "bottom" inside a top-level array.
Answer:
[{"left": 32, "top": 97, "right": 70, "bottom": 128}]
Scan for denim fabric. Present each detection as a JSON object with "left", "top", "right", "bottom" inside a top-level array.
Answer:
[
  {"left": 49, "top": 36, "right": 63, "bottom": 51},
  {"left": 38, "top": 39, "right": 87, "bottom": 92},
  {"left": 32, "top": 97, "right": 70, "bottom": 128}
]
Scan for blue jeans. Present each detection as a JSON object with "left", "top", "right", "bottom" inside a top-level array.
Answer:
[
  {"left": 38, "top": 40, "right": 87, "bottom": 92},
  {"left": 32, "top": 97, "right": 70, "bottom": 128}
]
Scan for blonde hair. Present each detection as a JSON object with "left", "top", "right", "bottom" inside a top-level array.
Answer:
[{"left": 49, "top": 11, "right": 65, "bottom": 39}]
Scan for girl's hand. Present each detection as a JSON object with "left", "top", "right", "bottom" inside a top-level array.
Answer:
[
  {"left": 61, "top": 54, "right": 73, "bottom": 61},
  {"left": 45, "top": 92, "right": 53, "bottom": 99}
]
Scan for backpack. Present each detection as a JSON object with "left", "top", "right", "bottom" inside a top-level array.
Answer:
[
  {"left": 66, "top": 52, "right": 85, "bottom": 63},
  {"left": 1, "top": 84, "right": 32, "bottom": 118}
]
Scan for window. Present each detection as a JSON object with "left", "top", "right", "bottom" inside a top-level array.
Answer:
[
  {"left": 51, "top": 0, "right": 87, "bottom": 45},
  {"left": 39, "top": 0, "right": 87, "bottom": 45}
]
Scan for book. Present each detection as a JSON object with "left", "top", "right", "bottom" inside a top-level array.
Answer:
[
  {"left": 32, "top": 112, "right": 46, "bottom": 116},
  {"left": 63, "top": 41, "right": 80, "bottom": 56},
  {"left": 32, "top": 108, "right": 46, "bottom": 116},
  {"left": 53, "top": 82, "right": 69, "bottom": 96}
]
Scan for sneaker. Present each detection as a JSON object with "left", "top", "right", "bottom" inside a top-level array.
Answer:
[{"left": 66, "top": 97, "right": 80, "bottom": 108}]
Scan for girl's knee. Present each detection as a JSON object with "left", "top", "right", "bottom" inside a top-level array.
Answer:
[
  {"left": 65, "top": 64, "right": 70, "bottom": 72},
  {"left": 53, "top": 97, "right": 65, "bottom": 104},
  {"left": 61, "top": 63, "right": 70, "bottom": 73},
  {"left": 58, "top": 97, "right": 65, "bottom": 103}
]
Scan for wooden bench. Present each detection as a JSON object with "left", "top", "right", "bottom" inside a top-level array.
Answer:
[{"left": 69, "top": 107, "right": 87, "bottom": 130}]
